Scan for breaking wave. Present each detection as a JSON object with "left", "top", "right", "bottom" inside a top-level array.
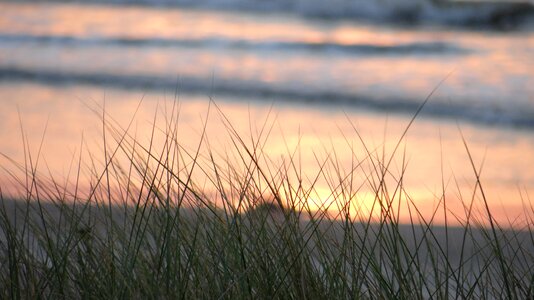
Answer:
[
  {"left": 0, "top": 33, "right": 469, "bottom": 56},
  {"left": 2, "top": 66, "right": 533, "bottom": 130},
  {"left": 97, "top": 0, "right": 534, "bottom": 29}
]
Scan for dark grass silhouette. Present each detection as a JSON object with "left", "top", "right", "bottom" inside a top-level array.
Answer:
[{"left": 1, "top": 97, "right": 533, "bottom": 299}]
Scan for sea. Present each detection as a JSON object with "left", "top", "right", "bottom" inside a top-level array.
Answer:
[{"left": 1, "top": 0, "right": 533, "bottom": 226}]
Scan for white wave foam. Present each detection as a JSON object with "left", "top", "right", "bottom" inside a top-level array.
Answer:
[{"left": 110, "top": 0, "right": 534, "bottom": 28}]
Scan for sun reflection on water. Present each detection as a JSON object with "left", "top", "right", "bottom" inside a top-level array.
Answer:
[{"left": 1, "top": 83, "right": 532, "bottom": 227}]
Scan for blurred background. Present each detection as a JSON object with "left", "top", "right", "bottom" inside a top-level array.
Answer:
[{"left": 0, "top": 0, "right": 533, "bottom": 225}]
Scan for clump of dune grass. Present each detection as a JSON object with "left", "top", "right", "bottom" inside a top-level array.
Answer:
[{"left": 0, "top": 97, "right": 533, "bottom": 299}]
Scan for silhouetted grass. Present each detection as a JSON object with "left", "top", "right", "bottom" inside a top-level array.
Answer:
[{"left": 1, "top": 99, "right": 533, "bottom": 299}]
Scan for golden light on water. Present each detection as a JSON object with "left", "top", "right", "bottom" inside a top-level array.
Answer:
[
  {"left": 1, "top": 82, "right": 533, "bottom": 227},
  {"left": 1, "top": 2, "right": 533, "bottom": 228}
]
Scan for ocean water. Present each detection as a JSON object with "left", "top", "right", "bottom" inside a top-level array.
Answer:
[{"left": 1, "top": 1, "right": 533, "bottom": 225}]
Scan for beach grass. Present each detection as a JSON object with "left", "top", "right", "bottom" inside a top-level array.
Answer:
[{"left": 1, "top": 99, "right": 533, "bottom": 299}]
